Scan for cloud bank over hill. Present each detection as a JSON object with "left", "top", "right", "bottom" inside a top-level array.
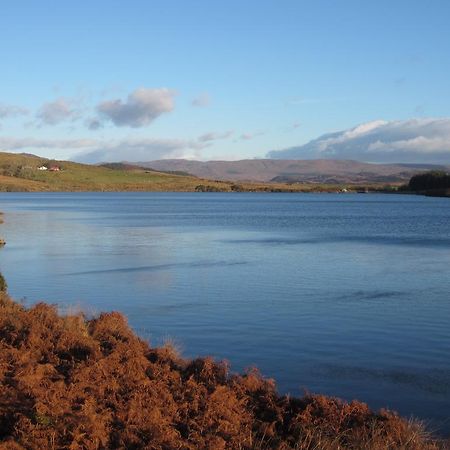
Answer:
[
  {"left": 0, "top": 129, "right": 233, "bottom": 162},
  {"left": 75, "top": 138, "right": 205, "bottom": 163},
  {"left": 268, "top": 118, "right": 450, "bottom": 163}
]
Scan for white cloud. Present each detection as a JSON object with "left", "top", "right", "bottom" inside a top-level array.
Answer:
[
  {"left": 268, "top": 118, "right": 450, "bottom": 163},
  {"left": 97, "top": 88, "right": 176, "bottom": 127},
  {"left": 37, "top": 97, "right": 79, "bottom": 125},
  {"left": 191, "top": 92, "right": 210, "bottom": 107}
]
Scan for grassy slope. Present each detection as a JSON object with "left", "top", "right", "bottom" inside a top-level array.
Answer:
[
  {"left": 0, "top": 152, "right": 392, "bottom": 193},
  {"left": 0, "top": 152, "right": 227, "bottom": 192}
]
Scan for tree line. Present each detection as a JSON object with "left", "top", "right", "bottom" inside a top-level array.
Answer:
[{"left": 408, "top": 171, "right": 450, "bottom": 191}]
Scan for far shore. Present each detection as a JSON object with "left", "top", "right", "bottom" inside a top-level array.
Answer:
[{"left": 0, "top": 186, "right": 448, "bottom": 197}]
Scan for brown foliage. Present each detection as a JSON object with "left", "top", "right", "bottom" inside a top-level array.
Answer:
[{"left": 0, "top": 293, "right": 447, "bottom": 449}]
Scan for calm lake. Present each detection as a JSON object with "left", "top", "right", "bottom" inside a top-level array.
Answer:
[{"left": 0, "top": 192, "right": 449, "bottom": 432}]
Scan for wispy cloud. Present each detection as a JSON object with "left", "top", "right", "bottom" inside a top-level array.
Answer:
[
  {"left": 0, "top": 136, "right": 98, "bottom": 150},
  {"left": 287, "top": 121, "right": 301, "bottom": 131},
  {"left": 268, "top": 118, "right": 450, "bottom": 163},
  {"left": 191, "top": 92, "right": 210, "bottom": 107},
  {"left": 197, "top": 130, "right": 233, "bottom": 142},
  {"left": 97, "top": 87, "right": 176, "bottom": 127},
  {"left": 284, "top": 96, "right": 346, "bottom": 107},
  {"left": 239, "top": 131, "right": 265, "bottom": 141},
  {"left": 414, "top": 104, "right": 426, "bottom": 115},
  {"left": 37, "top": 97, "right": 80, "bottom": 125},
  {"left": 285, "top": 97, "right": 323, "bottom": 106},
  {"left": 393, "top": 76, "right": 407, "bottom": 87},
  {"left": 0, "top": 103, "right": 29, "bottom": 119},
  {"left": 85, "top": 118, "right": 103, "bottom": 130}
]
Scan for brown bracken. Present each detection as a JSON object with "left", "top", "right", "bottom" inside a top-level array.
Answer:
[{"left": 0, "top": 293, "right": 447, "bottom": 450}]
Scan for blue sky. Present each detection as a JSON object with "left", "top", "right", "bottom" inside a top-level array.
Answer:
[{"left": 1, "top": 1, "right": 450, "bottom": 162}]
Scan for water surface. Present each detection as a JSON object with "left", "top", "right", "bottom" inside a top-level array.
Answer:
[{"left": 0, "top": 192, "right": 449, "bottom": 432}]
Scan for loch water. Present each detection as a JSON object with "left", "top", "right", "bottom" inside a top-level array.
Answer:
[{"left": 1, "top": 192, "right": 449, "bottom": 432}]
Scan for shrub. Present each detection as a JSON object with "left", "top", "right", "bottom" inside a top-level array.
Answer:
[
  {"left": 0, "top": 292, "right": 445, "bottom": 449},
  {"left": 0, "top": 273, "right": 6, "bottom": 292}
]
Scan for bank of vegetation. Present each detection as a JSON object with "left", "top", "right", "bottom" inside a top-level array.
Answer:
[
  {"left": 406, "top": 171, "right": 450, "bottom": 197},
  {"left": 0, "top": 287, "right": 446, "bottom": 449}
]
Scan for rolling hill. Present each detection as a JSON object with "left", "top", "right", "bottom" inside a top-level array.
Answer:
[
  {"left": 141, "top": 159, "right": 446, "bottom": 184},
  {"left": 0, "top": 152, "right": 228, "bottom": 192}
]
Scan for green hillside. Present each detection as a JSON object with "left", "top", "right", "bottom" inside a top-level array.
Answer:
[{"left": 0, "top": 152, "right": 230, "bottom": 192}]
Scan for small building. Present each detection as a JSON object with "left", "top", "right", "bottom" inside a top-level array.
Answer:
[
  {"left": 38, "top": 166, "right": 48, "bottom": 171},
  {"left": 49, "top": 166, "right": 60, "bottom": 172}
]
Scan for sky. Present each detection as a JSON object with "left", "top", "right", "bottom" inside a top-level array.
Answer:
[{"left": 1, "top": 0, "right": 450, "bottom": 163}]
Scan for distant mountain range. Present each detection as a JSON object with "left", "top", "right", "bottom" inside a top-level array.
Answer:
[{"left": 139, "top": 159, "right": 448, "bottom": 184}]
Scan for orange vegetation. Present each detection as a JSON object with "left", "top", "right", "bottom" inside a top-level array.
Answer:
[{"left": 0, "top": 293, "right": 446, "bottom": 449}]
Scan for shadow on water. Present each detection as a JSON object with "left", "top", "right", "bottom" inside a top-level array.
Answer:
[
  {"left": 66, "top": 260, "right": 249, "bottom": 276},
  {"left": 316, "top": 364, "right": 450, "bottom": 395},
  {"left": 221, "top": 235, "right": 450, "bottom": 248},
  {"left": 336, "top": 290, "right": 410, "bottom": 301}
]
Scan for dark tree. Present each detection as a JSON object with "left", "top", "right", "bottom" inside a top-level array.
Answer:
[{"left": 408, "top": 171, "right": 450, "bottom": 191}]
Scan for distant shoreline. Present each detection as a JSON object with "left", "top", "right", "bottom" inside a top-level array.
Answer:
[{"left": 0, "top": 187, "right": 448, "bottom": 197}]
